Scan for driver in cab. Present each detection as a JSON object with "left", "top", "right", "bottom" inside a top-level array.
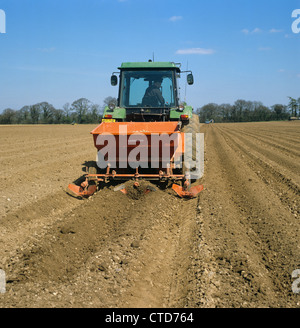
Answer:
[{"left": 142, "top": 77, "right": 165, "bottom": 107}]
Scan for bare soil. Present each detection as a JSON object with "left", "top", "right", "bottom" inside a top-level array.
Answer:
[{"left": 0, "top": 121, "right": 299, "bottom": 308}]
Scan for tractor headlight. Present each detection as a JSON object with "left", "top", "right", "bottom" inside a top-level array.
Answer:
[
  {"left": 179, "top": 104, "right": 184, "bottom": 111},
  {"left": 108, "top": 103, "right": 116, "bottom": 110}
]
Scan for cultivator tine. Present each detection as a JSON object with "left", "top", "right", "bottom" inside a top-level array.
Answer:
[
  {"left": 66, "top": 184, "right": 83, "bottom": 198},
  {"left": 67, "top": 181, "right": 97, "bottom": 199},
  {"left": 172, "top": 183, "right": 204, "bottom": 198}
]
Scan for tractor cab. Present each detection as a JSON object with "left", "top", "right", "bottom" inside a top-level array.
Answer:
[{"left": 104, "top": 61, "right": 194, "bottom": 123}]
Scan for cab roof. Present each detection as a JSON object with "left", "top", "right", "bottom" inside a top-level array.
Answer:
[{"left": 119, "top": 62, "right": 181, "bottom": 72}]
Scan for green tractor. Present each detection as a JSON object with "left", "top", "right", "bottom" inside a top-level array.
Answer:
[{"left": 67, "top": 61, "right": 203, "bottom": 199}]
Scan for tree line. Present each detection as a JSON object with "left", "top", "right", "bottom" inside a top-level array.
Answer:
[
  {"left": 0, "top": 97, "right": 117, "bottom": 125},
  {"left": 0, "top": 96, "right": 299, "bottom": 124},
  {"left": 197, "top": 97, "right": 300, "bottom": 123}
]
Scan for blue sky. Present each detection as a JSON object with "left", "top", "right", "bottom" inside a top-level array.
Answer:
[{"left": 0, "top": 0, "right": 299, "bottom": 112}]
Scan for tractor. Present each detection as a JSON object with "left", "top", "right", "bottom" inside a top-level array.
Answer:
[{"left": 67, "top": 61, "right": 203, "bottom": 198}]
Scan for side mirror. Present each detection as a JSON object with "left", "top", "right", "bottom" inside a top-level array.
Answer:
[
  {"left": 111, "top": 75, "right": 118, "bottom": 86},
  {"left": 187, "top": 73, "right": 194, "bottom": 85}
]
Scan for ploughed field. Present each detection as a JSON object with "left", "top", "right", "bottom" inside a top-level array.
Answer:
[{"left": 0, "top": 121, "right": 299, "bottom": 308}]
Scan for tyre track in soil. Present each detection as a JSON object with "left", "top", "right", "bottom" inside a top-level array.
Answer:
[
  {"left": 0, "top": 185, "right": 199, "bottom": 308},
  {"left": 187, "top": 124, "right": 299, "bottom": 307}
]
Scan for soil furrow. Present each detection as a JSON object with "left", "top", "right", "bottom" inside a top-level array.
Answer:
[
  {"left": 217, "top": 126, "right": 300, "bottom": 217},
  {"left": 221, "top": 129, "right": 299, "bottom": 306},
  {"left": 219, "top": 126, "right": 300, "bottom": 186},
  {"left": 220, "top": 126, "right": 300, "bottom": 159}
]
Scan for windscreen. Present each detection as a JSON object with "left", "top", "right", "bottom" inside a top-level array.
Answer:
[{"left": 120, "top": 70, "right": 176, "bottom": 108}]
